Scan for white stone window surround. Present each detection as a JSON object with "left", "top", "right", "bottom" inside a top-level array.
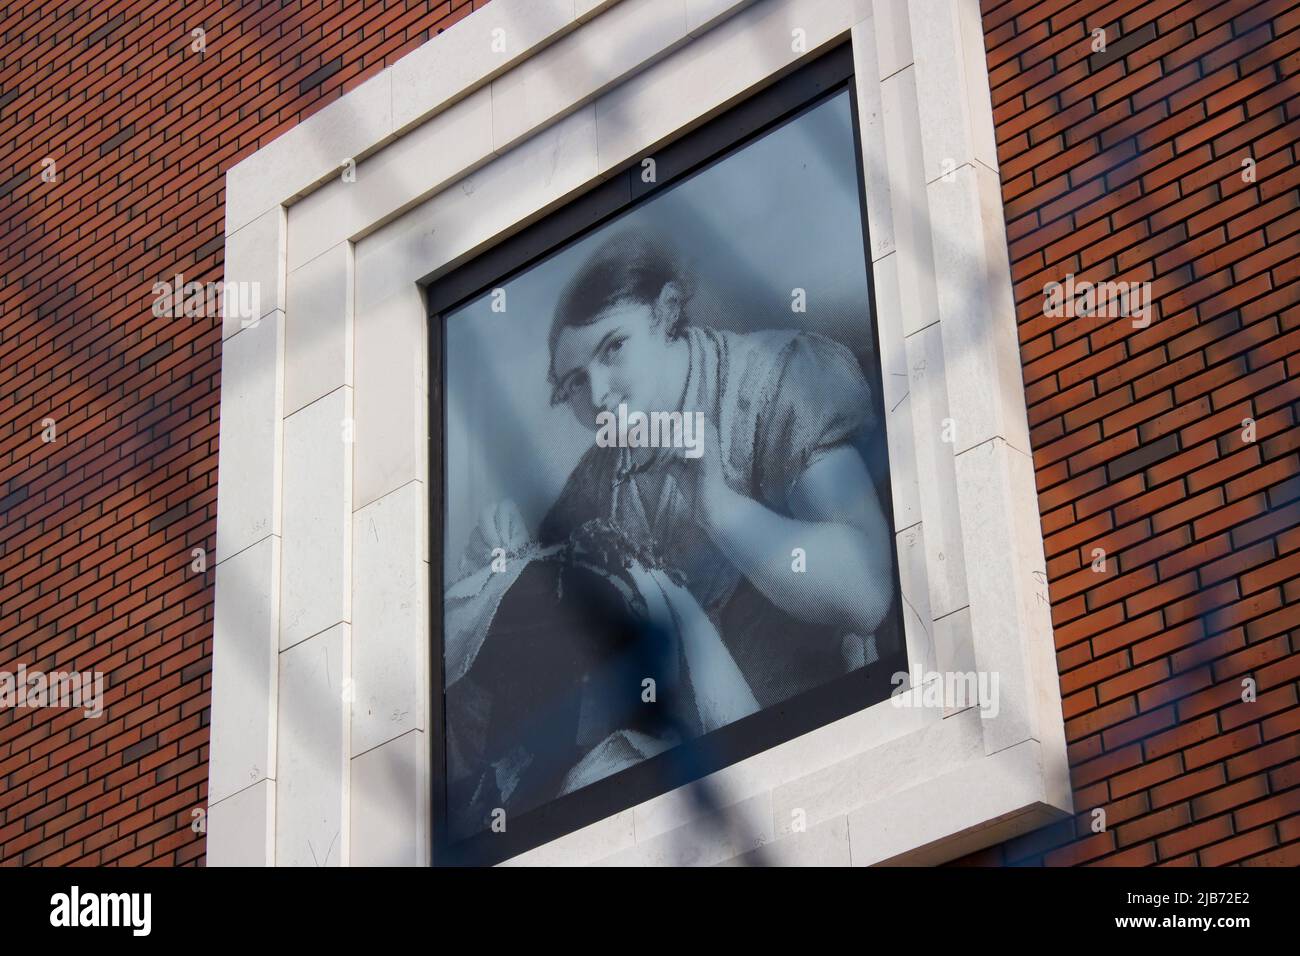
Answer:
[{"left": 208, "top": 0, "right": 1072, "bottom": 867}]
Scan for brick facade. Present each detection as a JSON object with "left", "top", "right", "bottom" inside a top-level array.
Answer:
[
  {"left": 951, "top": 0, "right": 1300, "bottom": 866},
  {"left": 1, "top": 0, "right": 1296, "bottom": 866},
  {"left": 0, "top": 0, "right": 485, "bottom": 867}
]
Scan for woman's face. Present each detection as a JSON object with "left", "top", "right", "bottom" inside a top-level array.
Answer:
[{"left": 551, "top": 298, "right": 674, "bottom": 431}]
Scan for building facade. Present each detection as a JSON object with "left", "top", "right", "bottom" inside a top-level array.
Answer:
[{"left": 1, "top": 0, "right": 1297, "bottom": 866}]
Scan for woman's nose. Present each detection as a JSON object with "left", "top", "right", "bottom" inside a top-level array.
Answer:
[{"left": 588, "top": 366, "right": 615, "bottom": 413}]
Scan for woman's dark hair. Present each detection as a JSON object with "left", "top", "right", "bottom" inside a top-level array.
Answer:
[{"left": 547, "top": 231, "right": 695, "bottom": 384}]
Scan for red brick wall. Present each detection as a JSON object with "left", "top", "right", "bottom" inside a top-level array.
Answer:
[
  {"left": 1, "top": 0, "right": 1296, "bottom": 867},
  {"left": 951, "top": 0, "right": 1300, "bottom": 866},
  {"left": 0, "top": 1, "right": 488, "bottom": 867}
]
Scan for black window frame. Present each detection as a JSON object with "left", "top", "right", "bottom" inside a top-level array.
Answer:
[{"left": 425, "top": 40, "right": 907, "bottom": 867}]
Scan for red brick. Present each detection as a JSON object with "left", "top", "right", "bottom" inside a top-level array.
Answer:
[
  {"left": 1234, "top": 787, "right": 1300, "bottom": 831},
  {"left": 1115, "top": 802, "right": 1191, "bottom": 847},
  {"left": 13, "top": 0, "right": 1300, "bottom": 876},
  {"left": 1071, "top": 742, "right": 1143, "bottom": 789},
  {"left": 1185, "top": 723, "right": 1263, "bottom": 770},
  {"left": 1198, "top": 826, "right": 1279, "bottom": 866},
  {"left": 1150, "top": 763, "right": 1227, "bottom": 809},
  {"left": 1189, "top": 774, "right": 1269, "bottom": 819},
  {"left": 1110, "top": 752, "right": 1184, "bottom": 799},
  {"left": 1155, "top": 815, "right": 1233, "bottom": 859},
  {"left": 1132, "top": 621, "right": 1207, "bottom": 671},
  {"left": 1239, "top": 840, "right": 1300, "bottom": 866},
  {"left": 1043, "top": 831, "right": 1116, "bottom": 867},
  {"left": 1090, "top": 609, "right": 1164, "bottom": 657},
  {"left": 0, "top": 0, "right": 482, "bottom": 869},
  {"left": 1263, "top": 707, "right": 1300, "bottom": 742},
  {"left": 1226, "top": 734, "right": 1300, "bottom": 780},
  {"left": 1098, "top": 658, "right": 1171, "bottom": 704}
]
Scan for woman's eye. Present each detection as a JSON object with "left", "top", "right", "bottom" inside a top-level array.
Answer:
[
  {"left": 602, "top": 337, "right": 625, "bottom": 360},
  {"left": 556, "top": 371, "right": 586, "bottom": 404}
]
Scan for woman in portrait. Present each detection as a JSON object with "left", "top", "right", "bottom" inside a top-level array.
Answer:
[{"left": 445, "top": 230, "right": 895, "bottom": 830}]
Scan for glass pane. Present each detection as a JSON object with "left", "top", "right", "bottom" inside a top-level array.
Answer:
[{"left": 442, "top": 87, "right": 904, "bottom": 844}]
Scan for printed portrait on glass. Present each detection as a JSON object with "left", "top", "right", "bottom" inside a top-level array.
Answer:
[{"left": 438, "top": 85, "right": 906, "bottom": 846}]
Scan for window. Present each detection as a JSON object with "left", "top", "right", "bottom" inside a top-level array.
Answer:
[
  {"left": 427, "top": 45, "right": 907, "bottom": 865},
  {"left": 214, "top": 0, "right": 1070, "bottom": 869}
]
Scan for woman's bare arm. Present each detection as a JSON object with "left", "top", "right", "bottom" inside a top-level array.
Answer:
[{"left": 696, "top": 444, "right": 894, "bottom": 636}]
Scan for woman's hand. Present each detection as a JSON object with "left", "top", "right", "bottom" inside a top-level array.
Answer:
[
  {"left": 479, "top": 499, "right": 528, "bottom": 552},
  {"left": 465, "top": 498, "right": 529, "bottom": 569}
]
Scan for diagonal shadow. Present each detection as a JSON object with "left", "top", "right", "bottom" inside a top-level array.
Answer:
[{"left": 953, "top": 0, "right": 1300, "bottom": 866}]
